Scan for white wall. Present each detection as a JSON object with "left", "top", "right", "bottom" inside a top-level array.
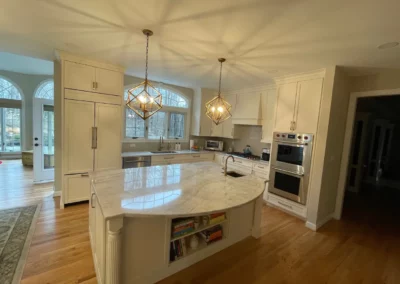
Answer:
[
  {"left": 350, "top": 68, "right": 400, "bottom": 92},
  {"left": 317, "top": 67, "right": 350, "bottom": 223},
  {"left": 0, "top": 70, "right": 53, "bottom": 150}
]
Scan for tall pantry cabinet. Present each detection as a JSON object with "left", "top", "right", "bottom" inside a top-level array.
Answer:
[{"left": 55, "top": 51, "right": 125, "bottom": 208}]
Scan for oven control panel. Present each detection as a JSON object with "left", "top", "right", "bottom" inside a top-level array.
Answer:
[{"left": 273, "top": 132, "right": 313, "bottom": 143}]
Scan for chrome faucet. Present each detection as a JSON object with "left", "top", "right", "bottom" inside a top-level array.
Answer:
[
  {"left": 224, "top": 155, "right": 235, "bottom": 176},
  {"left": 158, "top": 136, "right": 164, "bottom": 151}
]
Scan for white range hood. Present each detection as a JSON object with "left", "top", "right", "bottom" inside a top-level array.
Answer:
[{"left": 232, "top": 92, "right": 262, "bottom": 125}]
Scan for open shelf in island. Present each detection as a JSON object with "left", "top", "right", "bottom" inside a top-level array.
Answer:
[{"left": 169, "top": 212, "right": 229, "bottom": 264}]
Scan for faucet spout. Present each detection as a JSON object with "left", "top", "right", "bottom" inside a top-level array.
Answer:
[{"left": 224, "top": 155, "right": 235, "bottom": 176}]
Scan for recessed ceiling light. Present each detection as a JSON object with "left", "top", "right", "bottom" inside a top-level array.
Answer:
[{"left": 378, "top": 42, "right": 399, "bottom": 49}]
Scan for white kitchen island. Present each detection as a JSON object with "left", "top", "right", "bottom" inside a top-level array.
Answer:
[{"left": 89, "top": 162, "right": 265, "bottom": 284}]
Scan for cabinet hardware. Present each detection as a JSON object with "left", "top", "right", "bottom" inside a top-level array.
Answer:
[
  {"left": 293, "top": 121, "right": 296, "bottom": 131},
  {"left": 192, "top": 155, "right": 200, "bottom": 158},
  {"left": 95, "top": 82, "right": 98, "bottom": 89},
  {"left": 92, "top": 82, "right": 96, "bottom": 90},
  {"left": 81, "top": 173, "right": 89, "bottom": 177},
  {"left": 278, "top": 201, "right": 293, "bottom": 209},
  {"left": 91, "top": 193, "right": 96, "bottom": 208},
  {"left": 91, "top": 127, "right": 98, "bottom": 149}
]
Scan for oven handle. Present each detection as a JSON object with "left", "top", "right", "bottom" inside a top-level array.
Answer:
[{"left": 272, "top": 167, "right": 304, "bottom": 177}]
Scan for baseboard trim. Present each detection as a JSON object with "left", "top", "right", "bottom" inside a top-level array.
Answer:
[
  {"left": 305, "top": 221, "right": 317, "bottom": 231},
  {"left": 305, "top": 214, "right": 334, "bottom": 231}
]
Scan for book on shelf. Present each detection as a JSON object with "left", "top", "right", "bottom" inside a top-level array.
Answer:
[
  {"left": 199, "top": 225, "right": 223, "bottom": 243},
  {"left": 170, "top": 238, "right": 187, "bottom": 261},
  {"left": 209, "top": 213, "right": 226, "bottom": 225}
]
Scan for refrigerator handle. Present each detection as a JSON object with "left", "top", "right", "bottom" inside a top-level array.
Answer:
[{"left": 92, "top": 127, "right": 98, "bottom": 149}]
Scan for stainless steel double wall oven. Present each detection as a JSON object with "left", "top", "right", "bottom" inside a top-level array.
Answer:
[{"left": 269, "top": 132, "right": 314, "bottom": 205}]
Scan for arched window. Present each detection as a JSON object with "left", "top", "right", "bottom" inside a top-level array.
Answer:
[
  {"left": 35, "top": 80, "right": 54, "bottom": 100},
  {"left": 0, "top": 77, "right": 23, "bottom": 152},
  {"left": 124, "top": 86, "right": 189, "bottom": 140}
]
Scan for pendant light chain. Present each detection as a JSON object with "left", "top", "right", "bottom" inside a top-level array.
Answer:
[
  {"left": 218, "top": 60, "right": 223, "bottom": 97},
  {"left": 144, "top": 33, "right": 149, "bottom": 84}
]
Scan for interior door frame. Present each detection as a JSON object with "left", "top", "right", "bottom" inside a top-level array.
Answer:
[
  {"left": 33, "top": 98, "right": 55, "bottom": 183},
  {"left": 335, "top": 88, "right": 400, "bottom": 220}
]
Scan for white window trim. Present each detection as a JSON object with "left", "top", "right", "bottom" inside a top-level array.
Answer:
[
  {"left": 0, "top": 75, "right": 24, "bottom": 153},
  {"left": 122, "top": 84, "right": 191, "bottom": 143},
  {"left": 34, "top": 79, "right": 54, "bottom": 100}
]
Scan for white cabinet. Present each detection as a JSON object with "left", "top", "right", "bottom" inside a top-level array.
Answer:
[
  {"left": 232, "top": 92, "right": 262, "bottom": 125},
  {"left": 64, "top": 100, "right": 95, "bottom": 174},
  {"left": 64, "top": 60, "right": 123, "bottom": 96},
  {"left": 64, "top": 173, "right": 90, "bottom": 204},
  {"left": 221, "top": 94, "right": 237, "bottom": 139},
  {"left": 64, "top": 61, "right": 96, "bottom": 93},
  {"left": 95, "top": 103, "right": 122, "bottom": 171},
  {"left": 274, "top": 82, "right": 297, "bottom": 132},
  {"left": 95, "top": 68, "right": 123, "bottom": 96},
  {"left": 260, "top": 89, "right": 276, "bottom": 143},
  {"left": 191, "top": 88, "right": 214, "bottom": 136},
  {"left": 274, "top": 78, "right": 323, "bottom": 134},
  {"left": 151, "top": 153, "right": 214, "bottom": 166},
  {"left": 294, "top": 79, "right": 323, "bottom": 133}
]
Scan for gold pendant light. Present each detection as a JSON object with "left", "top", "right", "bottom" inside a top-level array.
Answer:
[
  {"left": 205, "top": 58, "right": 232, "bottom": 125},
  {"left": 126, "top": 29, "right": 162, "bottom": 120}
]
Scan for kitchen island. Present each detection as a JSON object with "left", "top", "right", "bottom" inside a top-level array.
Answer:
[{"left": 89, "top": 162, "right": 265, "bottom": 284}]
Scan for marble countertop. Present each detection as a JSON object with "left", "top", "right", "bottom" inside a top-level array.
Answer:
[
  {"left": 121, "top": 150, "right": 216, "bottom": 158},
  {"left": 91, "top": 162, "right": 266, "bottom": 219}
]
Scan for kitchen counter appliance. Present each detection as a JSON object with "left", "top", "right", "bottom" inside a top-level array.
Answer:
[
  {"left": 205, "top": 140, "right": 223, "bottom": 151},
  {"left": 123, "top": 156, "right": 151, "bottom": 168},
  {"left": 269, "top": 132, "right": 313, "bottom": 205}
]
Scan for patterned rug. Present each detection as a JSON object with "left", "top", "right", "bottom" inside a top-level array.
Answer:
[{"left": 0, "top": 204, "right": 41, "bottom": 284}]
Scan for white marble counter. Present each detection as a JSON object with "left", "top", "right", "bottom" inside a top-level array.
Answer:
[
  {"left": 121, "top": 150, "right": 216, "bottom": 158},
  {"left": 91, "top": 162, "right": 265, "bottom": 219}
]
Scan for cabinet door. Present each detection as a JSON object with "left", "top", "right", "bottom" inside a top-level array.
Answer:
[
  {"left": 274, "top": 82, "right": 297, "bottom": 132},
  {"left": 222, "top": 94, "right": 236, "bottom": 138},
  {"left": 64, "top": 174, "right": 90, "bottom": 203},
  {"left": 64, "top": 61, "right": 96, "bottom": 92},
  {"left": 211, "top": 123, "right": 223, "bottom": 137},
  {"left": 233, "top": 93, "right": 261, "bottom": 122},
  {"left": 294, "top": 78, "right": 323, "bottom": 134},
  {"left": 95, "top": 68, "right": 123, "bottom": 96},
  {"left": 95, "top": 103, "right": 122, "bottom": 171},
  {"left": 261, "top": 89, "right": 276, "bottom": 143},
  {"left": 64, "top": 100, "right": 94, "bottom": 174}
]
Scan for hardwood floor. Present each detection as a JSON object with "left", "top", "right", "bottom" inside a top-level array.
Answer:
[{"left": 1, "top": 160, "right": 399, "bottom": 284}]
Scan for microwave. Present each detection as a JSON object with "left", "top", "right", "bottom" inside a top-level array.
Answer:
[{"left": 205, "top": 140, "right": 223, "bottom": 151}]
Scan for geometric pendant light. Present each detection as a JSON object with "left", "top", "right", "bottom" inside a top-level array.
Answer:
[
  {"left": 126, "top": 29, "right": 162, "bottom": 120},
  {"left": 205, "top": 58, "right": 232, "bottom": 125}
]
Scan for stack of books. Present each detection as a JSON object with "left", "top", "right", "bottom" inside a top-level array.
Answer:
[
  {"left": 171, "top": 218, "right": 195, "bottom": 239},
  {"left": 199, "top": 225, "right": 223, "bottom": 245},
  {"left": 169, "top": 238, "right": 187, "bottom": 262},
  {"left": 209, "top": 212, "right": 226, "bottom": 225}
]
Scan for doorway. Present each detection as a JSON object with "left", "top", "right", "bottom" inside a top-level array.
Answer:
[
  {"left": 33, "top": 98, "right": 54, "bottom": 182},
  {"left": 336, "top": 88, "right": 400, "bottom": 220}
]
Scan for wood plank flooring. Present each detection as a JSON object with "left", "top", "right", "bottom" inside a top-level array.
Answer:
[{"left": 1, "top": 159, "right": 399, "bottom": 284}]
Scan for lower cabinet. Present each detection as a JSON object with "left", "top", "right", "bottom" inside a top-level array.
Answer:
[
  {"left": 63, "top": 174, "right": 90, "bottom": 204},
  {"left": 151, "top": 153, "right": 214, "bottom": 166}
]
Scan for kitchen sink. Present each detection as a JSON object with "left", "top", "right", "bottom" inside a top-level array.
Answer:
[
  {"left": 225, "top": 171, "right": 245, "bottom": 178},
  {"left": 151, "top": 151, "right": 177, "bottom": 154}
]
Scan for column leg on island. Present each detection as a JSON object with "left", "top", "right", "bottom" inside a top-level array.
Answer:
[
  {"left": 106, "top": 217, "right": 124, "bottom": 284},
  {"left": 252, "top": 195, "right": 263, "bottom": 239}
]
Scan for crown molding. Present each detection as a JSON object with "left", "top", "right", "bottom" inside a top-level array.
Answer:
[
  {"left": 55, "top": 50, "right": 125, "bottom": 73},
  {"left": 274, "top": 68, "right": 326, "bottom": 85}
]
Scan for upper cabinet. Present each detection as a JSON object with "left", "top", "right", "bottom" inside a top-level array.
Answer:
[
  {"left": 64, "top": 60, "right": 123, "bottom": 97},
  {"left": 232, "top": 92, "right": 262, "bottom": 125},
  {"left": 191, "top": 88, "right": 214, "bottom": 136},
  {"left": 191, "top": 89, "right": 237, "bottom": 138},
  {"left": 274, "top": 72, "right": 324, "bottom": 134},
  {"left": 260, "top": 88, "right": 277, "bottom": 143}
]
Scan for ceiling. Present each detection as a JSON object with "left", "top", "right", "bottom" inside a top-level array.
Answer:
[{"left": 1, "top": 0, "right": 400, "bottom": 89}]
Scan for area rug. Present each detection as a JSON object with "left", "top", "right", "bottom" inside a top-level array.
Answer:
[{"left": 0, "top": 204, "right": 41, "bottom": 284}]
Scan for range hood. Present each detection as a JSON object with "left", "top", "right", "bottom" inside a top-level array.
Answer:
[{"left": 232, "top": 92, "right": 262, "bottom": 125}]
